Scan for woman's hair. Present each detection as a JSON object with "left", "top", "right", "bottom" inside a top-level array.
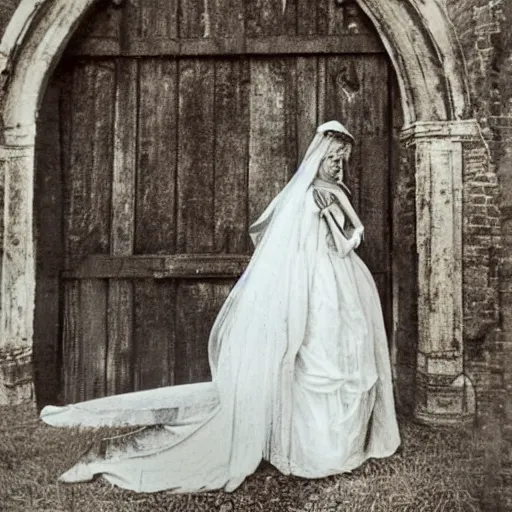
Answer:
[
  {"left": 320, "top": 132, "right": 353, "bottom": 196},
  {"left": 324, "top": 132, "right": 352, "bottom": 158},
  {"left": 324, "top": 130, "right": 354, "bottom": 145}
]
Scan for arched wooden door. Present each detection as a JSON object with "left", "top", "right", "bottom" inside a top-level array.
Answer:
[{"left": 34, "top": 0, "right": 400, "bottom": 407}]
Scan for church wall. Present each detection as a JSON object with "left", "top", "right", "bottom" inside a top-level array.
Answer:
[{"left": 445, "top": 0, "right": 512, "bottom": 429}]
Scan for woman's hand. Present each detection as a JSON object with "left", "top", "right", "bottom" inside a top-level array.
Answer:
[
  {"left": 350, "top": 226, "right": 364, "bottom": 249},
  {"left": 352, "top": 226, "right": 364, "bottom": 248}
]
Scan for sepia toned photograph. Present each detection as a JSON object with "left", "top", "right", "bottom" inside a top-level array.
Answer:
[{"left": 0, "top": 0, "right": 510, "bottom": 510}]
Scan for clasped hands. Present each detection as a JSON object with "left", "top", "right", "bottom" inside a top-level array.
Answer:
[{"left": 313, "top": 189, "right": 364, "bottom": 250}]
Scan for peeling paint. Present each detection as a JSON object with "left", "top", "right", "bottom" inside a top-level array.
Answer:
[{"left": 202, "top": 0, "right": 211, "bottom": 38}]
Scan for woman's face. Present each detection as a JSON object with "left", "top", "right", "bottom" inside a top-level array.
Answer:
[{"left": 319, "top": 144, "right": 351, "bottom": 184}]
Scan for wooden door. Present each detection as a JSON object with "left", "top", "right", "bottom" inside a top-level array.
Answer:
[{"left": 34, "top": 0, "right": 399, "bottom": 407}]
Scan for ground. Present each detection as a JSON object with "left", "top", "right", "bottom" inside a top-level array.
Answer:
[{"left": 0, "top": 404, "right": 510, "bottom": 512}]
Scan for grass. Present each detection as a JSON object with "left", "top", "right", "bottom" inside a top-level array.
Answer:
[{"left": 0, "top": 403, "right": 511, "bottom": 512}]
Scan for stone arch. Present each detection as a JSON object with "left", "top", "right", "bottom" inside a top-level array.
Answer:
[
  {"left": 0, "top": 0, "right": 479, "bottom": 425},
  {"left": 356, "top": 0, "right": 470, "bottom": 124}
]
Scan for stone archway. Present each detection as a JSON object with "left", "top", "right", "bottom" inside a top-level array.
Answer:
[{"left": 0, "top": 0, "right": 481, "bottom": 425}]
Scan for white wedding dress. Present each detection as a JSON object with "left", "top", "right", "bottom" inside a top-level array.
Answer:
[
  {"left": 40, "top": 121, "right": 400, "bottom": 493},
  {"left": 289, "top": 182, "right": 383, "bottom": 477}
]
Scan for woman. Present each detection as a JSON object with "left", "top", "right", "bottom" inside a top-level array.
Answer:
[{"left": 41, "top": 120, "right": 400, "bottom": 493}]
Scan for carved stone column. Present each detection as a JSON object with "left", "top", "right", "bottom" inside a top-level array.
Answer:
[
  {"left": 401, "top": 121, "right": 478, "bottom": 426},
  {"left": 0, "top": 144, "right": 35, "bottom": 404}
]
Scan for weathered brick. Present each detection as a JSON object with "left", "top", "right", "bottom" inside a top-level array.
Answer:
[{"left": 445, "top": 0, "right": 512, "bottom": 425}]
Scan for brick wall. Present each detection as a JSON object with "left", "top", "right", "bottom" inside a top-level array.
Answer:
[{"left": 445, "top": 0, "right": 512, "bottom": 425}]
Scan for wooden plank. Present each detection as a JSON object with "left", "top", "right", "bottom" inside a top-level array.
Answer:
[
  {"left": 174, "top": 281, "right": 217, "bottom": 384},
  {"left": 343, "top": 2, "right": 375, "bottom": 35},
  {"left": 62, "top": 61, "right": 115, "bottom": 403},
  {"left": 211, "top": 0, "right": 245, "bottom": 39},
  {"left": 106, "top": 59, "right": 138, "bottom": 396},
  {"left": 122, "top": 0, "right": 178, "bottom": 54},
  {"left": 62, "top": 283, "right": 80, "bottom": 404},
  {"left": 59, "top": 64, "right": 76, "bottom": 405},
  {"left": 107, "top": 281, "right": 134, "bottom": 395},
  {"left": 177, "top": 59, "right": 215, "bottom": 253},
  {"left": 34, "top": 76, "right": 63, "bottom": 408},
  {"left": 133, "top": 280, "right": 174, "bottom": 390},
  {"left": 178, "top": 38, "right": 245, "bottom": 55},
  {"left": 80, "top": 280, "right": 108, "bottom": 399},
  {"left": 296, "top": 57, "right": 318, "bottom": 161},
  {"left": 317, "top": 55, "right": 327, "bottom": 124},
  {"left": 246, "top": 0, "right": 297, "bottom": 37},
  {"left": 358, "top": 56, "right": 390, "bottom": 274},
  {"left": 213, "top": 59, "right": 250, "bottom": 254},
  {"left": 174, "top": 280, "right": 233, "bottom": 385},
  {"left": 62, "top": 285, "right": 109, "bottom": 402},
  {"left": 62, "top": 254, "right": 251, "bottom": 279},
  {"left": 66, "top": 1, "right": 122, "bottom": 55},
  {"left": 179, "top": 0, "right": 208, "bottom": 38},
  {"left": 248, "top": 59, "right": 288, "bottom": 224},
  {"left": 318, "top": 0, "right": 345, "bottom": 35},
  {"left": 63, "top": 61, "right": 114, "bottom": 265},
  {"left": 63, "top": 63, "right": 89, "bottom": 268},
  {"left": 122, "top": 0, "right": 179, "bottom": 56},
  {"left": 284, "top": 58, "right": 298, "bottom": 178},
  {"left": 79, "top": 61, "right": 115, "bottom": 401},
  {"left": 318, "top": 0, "right": 375, "bottom": 35},
  {"left": 133, "top": 58, "right": 179, "bottom": 394},
  {"left": 135, "top": 59, "right": 178, "bottom": 255},
  {"left": 246, "top": 34, "right": 383, "bottom": 54},
  {"left": 298, "top": 0, "right": 318, "bottom": 35},
  {"left": 33, "top": 280, "right": 62, "bottom": 405},
  {"left": 67, "top": 34, "right": 385, "bottom": 57},
  {"left": 111, "top": 60, "right": 137, "bottom": 257},
  {"left": 179, "top": 0, "right": 245, "bottom": 40}
]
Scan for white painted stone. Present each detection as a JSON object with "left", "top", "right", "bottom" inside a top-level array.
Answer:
[
  {"left": 417, "top": 352, "right": 427, "bottom": 372},
  {"left": 427, "top": 358, "right": 463, "bottom": 376},
  {"left": 400, "top": 120, "right": 482, "bottom": 142},
  {"left": 0, "top": 0, "right": 45, "bottom": 73},
  {"left": 356, "top": 1, "right": 469, "bottom": 124},
  {"left": 406, "top": 121, "right": 482, "bottom": 424},
  {"left": 415, "top": 137, "right": 463, "bottom": 359},
  {"left": 452, "top": 374, "right": 476, "bottom": 416}
]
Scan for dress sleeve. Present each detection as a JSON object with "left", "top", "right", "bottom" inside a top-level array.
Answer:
[
  {"left": 329, "top": 187, "right": 363, "bottom": 230},
  {"left": 321, "top": 202, "right": 356, "bottom": 257}
]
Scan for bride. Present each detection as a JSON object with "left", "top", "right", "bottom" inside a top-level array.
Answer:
[{"left": 41, "top": 120, "right": 400, "bottom": 493}]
